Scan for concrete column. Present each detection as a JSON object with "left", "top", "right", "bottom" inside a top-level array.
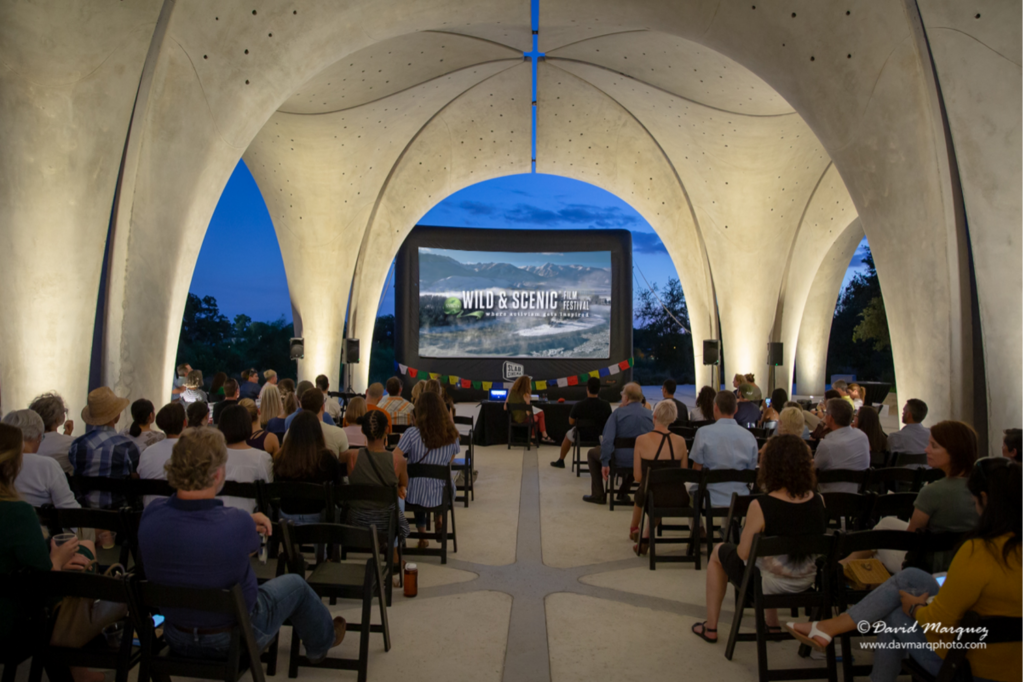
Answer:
[{"left": 794, "top": 220, "right": 865, "bottom": 397}]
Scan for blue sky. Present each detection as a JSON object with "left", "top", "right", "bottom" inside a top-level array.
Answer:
[{"left": 190, "top": 161, "right": 872, "bottom": 325}]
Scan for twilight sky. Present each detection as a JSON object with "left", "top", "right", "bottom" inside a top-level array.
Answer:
[{"left": 189, "top": 160, "right": 871, "bottom": 325}]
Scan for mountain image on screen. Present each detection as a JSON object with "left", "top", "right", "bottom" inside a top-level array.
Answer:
[{"left": 418, "top": 249, "right": 612, "bottom": 359}]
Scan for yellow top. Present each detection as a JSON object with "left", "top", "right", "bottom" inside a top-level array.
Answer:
[{"left": 916, "top": 534, "right": 1021, "bottom": 682}]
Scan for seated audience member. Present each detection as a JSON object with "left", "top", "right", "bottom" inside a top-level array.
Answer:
[
  {"left": 505, "top": 375, "right": 555, "bottom": 445},
  {"left": 394, "top": 392, "right": 461, "bottom": 548},
  {"left": 852, "top": 420, "right": 980, "bottom": 574},
  {"left": 273, "top": 411, "right": 344, "bottom": 524},
  {"left": 887, "top": 398, "right": 930, "bottom": 456},
  {"left": 139, "top": 427, "right": 346, "bottom": 661},
  {"left": 216, "top": 404, "right": 273, "bottom": 511},
  {"left": 364, "top": 383, "right": 394, "bottom": 433},
  {"left": 240, "top": 398, "right": 279, "bottom": 457},
  {"left": 813, "top": 389, "right": 842, "bottom": 419},
  {"left": 786, "top": 400, "right": 819, "bottom": 438},
  {"left": 410, "top": 380, "right": 427, "bottom": 405},
  {"left": 138, "top": 402, "right": 188, "bottom": 507},
  {"left": 315, "top": 374, "right": 343, "bottom": 423},
  {"left": 123, "top": 399, "right": 166, "bottom": 451},
  {"left": 342, "top": 410, "right": 411, "bottom": 547},
  {"left": 1001, "top": 428, "right": 1021, "bottom": 463},
  {"left": 0, "top": 423, "right": 99, "bottom": 682},
  {"left": 813, "top": 398, "right": 870, "bottom": 493},
  {"left": 185, "top": 400, "right": 210, "bottom": 428},
  {"left": 260, "top": 384, "right": 288, "bottom": 439},
  {"left": 831, "top": 379, "right": 856, "bottom": 408},
  {"left": 239, "top": 368, "right": 262, "bottom": 401},
  {"left": 418, "top": 379, "right": 457, "bottom": 422},
  {"left": 688, "top": 391, "right": 758, "bottom": 507},
  {"left": 30, "top": 391, "right": 75, "bottom": 474},
  {"left": 263, "top": 369, "right": 278, "bottom": 386},
  {"left": 786, "top": 457, "right": 1021, "bottom": 682},
  {"left": 2, "top": 410, "right": 78, "bottom": 509},
  {"left": 380, "top": 377, "right": 415, "bottom": 427},
  {"left": 731, "top": 373, "right": 745, "bottom": 395},
  {"left": 284, "top": 381, "right": 336, "bottom": 430},
  {"left": 551, "top": 377, "right": 612, "bottom": 468},
  {"left": 180, "top": 369, "right": 207, "bottom": 405},
  {"left": 848, "top": 383, "right": 865, "bottom": 409},
  {"left": 758, "top": 406, "right": 806, "bottom": 461},
  {"left": 734, "top": 384, "right": 762, "bottom": 427},
  {"left": 583, "top": 383, "right": 653, "bottom": 504},
  {"left": 760, "top": 388, "right": 788, "bottom": 427},
  {"left": 853, "top": 406, "right": 888, "bottom": 466},
  {"left": 342, "top": 397, "right": 368, "bottom": 447},
  {"left": 278, "top": 378, "right": 295, "bottom": 396},
  {"left": 660, "top": 379, "right": 690, "bottom": 426},
  {"left": 211, "top": 378, "right": 240, "bottom": 425},
  {"left": 69, "top": 387, "right": 141, "bottom": 508},
  {"left": 297, "top": 388, "right": 349, "bottom": 457},
  {"left": 171, "top": 363, "right": 192, "bottom": 398},
  {"left": 630, "top": 400, "right": 688, "bottom": 554},
  {"left": 693, "top": 435, "right": 827, "bottom": 643},
  {"left": 208, "top": 372, "right": 228, "bottom": 403},
  {"left": 691, "top": 385, "right": 717, "bottom": 422}
]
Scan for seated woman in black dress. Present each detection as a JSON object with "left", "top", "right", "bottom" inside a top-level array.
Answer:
[
  {"left": 693, "top": 434, "right": 827, "bottom": 642},
  {"left": 630, "top": 400, "right": 688, "bottom": 555}
]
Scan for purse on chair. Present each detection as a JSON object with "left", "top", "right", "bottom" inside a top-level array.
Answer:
[{"left": 50, "top": 563, "right": 129, "bottom": 648}]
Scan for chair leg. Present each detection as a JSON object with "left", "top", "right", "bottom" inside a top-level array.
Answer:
[
  {"left": 439, "top": 513, "right": 448, "bottom": 565},
  {"left": 288, "top": 628, "right": 301, "bottom": 678},
  {"left": 754, "top": 595, "right": 769, "bottom": 682},
  {"left": 358, "top": 591, "right": 373, "bottom": 682},
  {"left": 265, "top": 631, "right": 279, "bottom": 676},
  {"left": 449, "top": 504, "right": 458, "bottom": 553},
  {"left": 374, "top": 569, "right": 391, "bottom": 652},
  {"left": 724, "top": 585, "right": 746, "bottom": 661}
]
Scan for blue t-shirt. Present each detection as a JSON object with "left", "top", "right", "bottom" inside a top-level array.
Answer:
[
  {"left": 139, "top": 496, "right": 259, "bottom": 628},
  {"left": 239, "top": 381, "right": 262, "bottom": 401}
]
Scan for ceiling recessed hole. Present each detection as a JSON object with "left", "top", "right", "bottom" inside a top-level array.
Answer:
[
  {"left": 245, "top": 79, "right": 250, "bottom": 84},
  {"left": 846, "top": 10, "right": 851, "bottom": 15},
  {"left": 791, "top": 12, "right": 797, "bottom": 17},
  {"left": 203, "top": 55, "right": 208, "bottom": 59},
  {"left": 244, "top": 49, "right": 249, "bottom": 54},
  {"left": 847, "top": 54, "right": 852, "bottom": 58},
  {"left": 252, "top": 9, "right": 257, "bottom": 14},
  {"left": 810, "top": 56, "right": 815, "bottom": 61}
]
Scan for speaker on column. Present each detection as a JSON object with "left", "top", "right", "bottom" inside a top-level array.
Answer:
[
  {"left": 703, "top": 340, "right": 720, "bottom": 365},
  {"left": 767, "top": 342, "right": 783, "bottom": 366},
  {"left": 343, "top": 338, "right": 360, "bottom": 364}
]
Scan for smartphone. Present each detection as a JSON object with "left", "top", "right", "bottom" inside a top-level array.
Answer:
[{"left": 765, "top": 398, "right": 771, "bottom": 407}]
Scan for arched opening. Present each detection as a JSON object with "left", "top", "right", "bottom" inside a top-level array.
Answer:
[{"left": 174, "top": 160, "right": 297, "bottom": 387}]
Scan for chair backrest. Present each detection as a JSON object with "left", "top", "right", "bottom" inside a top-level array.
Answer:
[
  {"left": 36, "top": 505, "right": 128, "bottom": 536},
  {"left": 391, "top": 423, "right": 411, "bottom": 434},
  {"left": 282, "top": 521, "right": 380, "bottom": 570},
  {"left": 724, "top": 493, "right": 762, "bottom": 543},
  {"left": 819, "top": 492, "right": 873, "bottom": 530},
  {"left": 690, "top": 420, "right": 714, "bottom": 429},
  {"left": 645, "top": 465, "right": 700, "bottom": 508},
  {"left": 219, "top": 480, "right": 262, "bottom": 504},
  {"left": 701, "top": 468, "right": 758, "bottom": 485},
  {"left": 816, "top": 468, "right": 868, "bottom": 490},
  {"left": 893, "top": 452, "right": 927, "bottom": 468},
  {"left": 131, "top": 478, "right": 176, "bottom": 498},
  {"left": 334, "top": 483, "right": 397, "bottom": 508},
  {"left": 612, "top": 437, "right": 636, "bottom": 449},
  {"left": 406, "top": 463, "right": 452, "bottom": 481},
  {"left": 749, "top": 532, "right": 835, "bottom": 562},
  {"left": 68, "top": 475, "right": 141, "bottom": 506},
  {"left": 868, "top": 492, "right": 918, "bottom": 521},
  {"left": 458, "top": 433, "right": 472, "bottom": 448},
  {"left": 453, "top": 415, "right": 473, "bottom": 428},
  {"left": 574, "top": 418, "right": 602, "bottom": 444},
  {"left": 865, "top": 467, "right": 920, "bottom": 493},
  {"left": 669, "top": 425, "right": 697, "bottom": 439},
  {"left": 30, "top": 568, "right": 132, "bottom": 606},
  {"left": 387, "top": 432, "right": 402, "bottom": 448},
  {"left": 834, "top": 529, "right": 921, "bottom": 558},
  {"left": 746, "top": 426, "right": 771, "bottom": 439},
  {"left": 261, "top": 480, "right": 330, "bottom": 517},
  {"left": 914, "top": 467, "right": 945, "bottom": 488}
]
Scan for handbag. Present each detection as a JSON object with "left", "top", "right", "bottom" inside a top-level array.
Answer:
[
  {"left": 843, "top": 558, "right": 891, "bottom": 591},
  {"left": 50, "top": 563, "right": 129, "bottom": 648}
]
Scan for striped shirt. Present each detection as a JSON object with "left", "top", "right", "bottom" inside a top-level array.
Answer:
[
  {"left": 69, "top": 425, "right": 141, "bottom": 508},
  {"left": 397, "top": 427, "right": 459, "bottom": 508}
]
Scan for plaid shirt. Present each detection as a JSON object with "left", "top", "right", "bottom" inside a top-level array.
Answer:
[
  {"left": 380, "top": 396, "right": 415, "bottom": 426},
  {"left": 69, "top": 426, "right": 141, "bottom": 508}
]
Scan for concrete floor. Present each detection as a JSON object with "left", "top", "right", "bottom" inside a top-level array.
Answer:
[{"left": 14, "top": 428, "right": 872, "bottom": 682}]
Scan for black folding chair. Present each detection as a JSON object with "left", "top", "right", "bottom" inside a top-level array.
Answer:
[
  {"left": 723, "top": 492, "right": 762, "bottom": 545},
  {"left": 902, "top": 611, "right": 1021, "bottom": 682},
  {"left": 132, "top": 580, "right": 269, "bottom": 682},
  {"left": 453, "top": 415, "right": 475, "bottom": 506},
  {"left": 68, "top": 475, "right": 142, "bottom": 511},
  {"left": 724, "top": 534, "right": 838, "bottom": 682},
  {"left": 24, "top": 570, "right": 138, "bottom": 682},
  {"left": 698, "top": 469, "right": 758, "bottom": 558},
  {"left": 893, "top": 452, "right": 928, "bottom": 468},
  {"left": 571, "top": 418, "right": 601, "bottom": 477},
  {"left": 507, "top": 405, "right": 538, "bottom": 450},
  {"left": 864, "top": 467, "right": 920, "bottom": 494},
  {"left": 638, "top": 467, "right": 702, "bottom": 570},
  {"left": 607, "top": 437, "right": 638, "bottom": 511},
  {"left": 217, "top": 480, "right": 264, "bottom": 514},
  {"left": 260, "top": 481, "right": 331, "bottom": 522},
  {"left": 282, "top": 523, "right": 391, "bottom": 682},
  {"left": 333, "top": 484, "right": 402, "bottom": 604},
  {"left": 867, "top": 492, "right": 918, "bottom": 525},
  {"left": 815, "top": 469, "right": 868, "bottom": 495},
  {"left": 914, "top": 467, "right": 945, "bottom": 489},
  {"left": 386, "top": 433, "right": 401, "bottom": 449},
  {"left": 390, "top": 424, "right": 410, "bottom": 435},
  {"left": 131, "top": 478, "right": 176, "bottom": 506},
  {"left": 35, "top": 506, "right": 140, "bottom": 570},
  {"left": 819, "top": 492, "right": 873, "bottom": 531},
  {"left": 403, "top": 463, "right": 457, "bottom": 563}
]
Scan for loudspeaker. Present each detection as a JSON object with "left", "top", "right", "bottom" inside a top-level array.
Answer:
[
  {"left": 702, "top": 339, "right": 720, "bottom": 365},
  {"left": 289, "top": 337, "right": 304, "bottom": 361},
  {"left": 343, "top": 338, "right": 360, "bottom": 364},
  {"left": 767, "top": 341, "right": 784, "bottom": 366}
]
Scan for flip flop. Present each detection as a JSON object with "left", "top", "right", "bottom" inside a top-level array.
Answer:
[
  {"left": 692, "top": 621, "right": 717, "bottom": 643},
  {"left": 785, "top": 622, "right": 832, "bottom": 652}
]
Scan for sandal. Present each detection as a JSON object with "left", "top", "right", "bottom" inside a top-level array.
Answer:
[
  {"left": 692, "top": 621, "right": 717, "bottom": 643},
  {"left": 784, "top": 622, "right": 832, "bottom": 652},
  {"left": 633, "top": 540, "right": 649, "bottom": 556},
  {"left": 629, "top": 527, "right": 639, "bottom": 543}
]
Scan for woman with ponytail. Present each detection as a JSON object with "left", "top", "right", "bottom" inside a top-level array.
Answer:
[
  {"left": 343, "top": 410, "right": 410, "bottom": 545},
  {"left": 123, "top": 399, "right": 165, "bottom": 451}
]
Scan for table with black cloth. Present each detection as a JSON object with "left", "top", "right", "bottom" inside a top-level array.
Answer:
[{"left": 472, "top": 400, "right": 577, "bottom": 446}]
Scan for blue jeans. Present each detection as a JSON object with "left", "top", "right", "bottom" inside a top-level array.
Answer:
[
  {"left": 163, "top": 574, "right": 334, "bottom": 662},
  {"left": 846, "top": 568, "right": 943, "bottom": 682}
]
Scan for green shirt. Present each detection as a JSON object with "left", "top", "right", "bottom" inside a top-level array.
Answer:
[
  {"left": 0, "top": 500, "right": 52, "bottom": 637},
  {"left": 914, "top": 475, "right": 978, "bottom": 533}
]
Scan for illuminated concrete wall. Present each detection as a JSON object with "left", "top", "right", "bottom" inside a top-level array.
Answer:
[{"left": 0, "top": 0, "right": 1017, "bottom": 452}]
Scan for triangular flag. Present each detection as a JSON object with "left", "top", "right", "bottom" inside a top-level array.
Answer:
[
  {"left": 482, "top": 381, "right": 492, "bottom": 390},
  {"left": 556, "top": 377, "right": 569, "bottom": 388}
]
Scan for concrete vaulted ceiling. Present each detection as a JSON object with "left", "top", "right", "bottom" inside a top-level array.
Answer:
[{"left": 0, "top": 0, "right": 1018, "bottom": 455}]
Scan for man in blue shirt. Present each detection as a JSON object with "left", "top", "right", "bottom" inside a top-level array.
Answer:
[
  {"left": 69, "top": 387, "right": 141, "bottom": 508},
  {"left": 689, "top": 391, "right": 758, "bottom": 507},
  {"left": 583, "top": 383, "right": 653, "bottom": 504},
  {"left": 283, "top": 381, "right": 337, "bottom": 430},
  {"left": 238, "top": 369, "right": 262, "bottom": 401},
  {"left": 139, "top": 427, "right": 346, "bottom": 661}
]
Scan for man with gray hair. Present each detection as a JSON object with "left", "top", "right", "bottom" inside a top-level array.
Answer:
[
  {"left": 689, "top": 391, "right": 758, "bottom": 507},
  {"left": 139, "top": 427, "right": 346, "bottom": 661},
  {"left": 583, "top": 382, "right": 653, "bottom": 504},
  {"left": 30, "top": 391, "right": 75, "bottom": 474},
  {"left": 813, "top": 398, "right": 870, "bottom": 493},
  {"left": 2, "top": 409, "right": 79, "bottom": 509}
]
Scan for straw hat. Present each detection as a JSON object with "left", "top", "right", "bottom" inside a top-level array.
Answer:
[{"left": 81, "top": 387, "right": 130, "bottom": 426}]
